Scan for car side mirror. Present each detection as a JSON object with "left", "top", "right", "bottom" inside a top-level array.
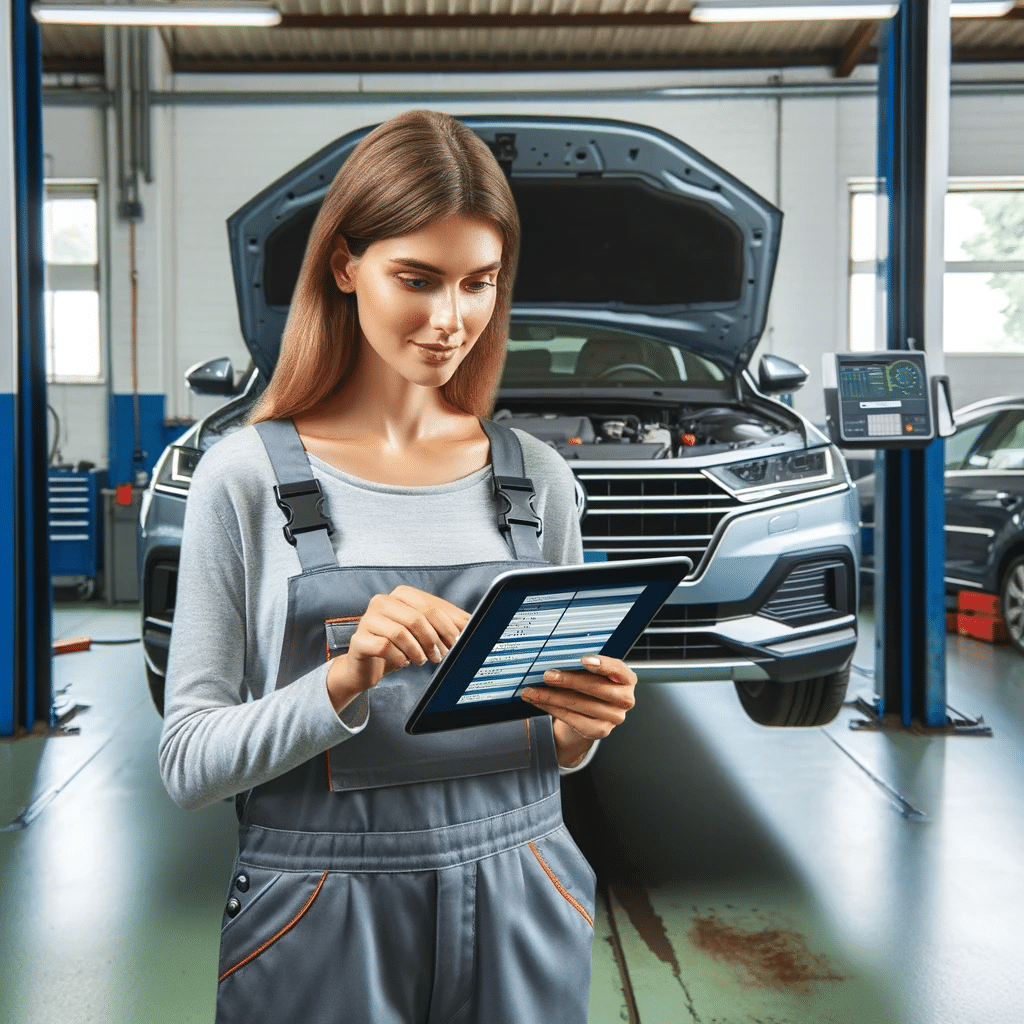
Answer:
[
  {"left": 186, "top": 357, "right": 237, "bottom": 396},
  {"left": 758, "top": 354, "right": 808, "bottom": 394}
]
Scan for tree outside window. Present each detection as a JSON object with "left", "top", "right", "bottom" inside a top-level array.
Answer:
[
  {"left": 949, "top": 191, "right": 1024, "bottom": 353},
  {"left": 848, "top": 180, "right": 1024, "bottom": 354}
]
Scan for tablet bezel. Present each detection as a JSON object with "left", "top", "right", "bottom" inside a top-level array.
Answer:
[{"left": 405, "top": 555, "right": 692, "bottom": 735}]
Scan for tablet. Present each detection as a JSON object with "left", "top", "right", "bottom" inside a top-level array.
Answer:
[{"left": 405, "top": 555, "right": 692, "bottom": 735}]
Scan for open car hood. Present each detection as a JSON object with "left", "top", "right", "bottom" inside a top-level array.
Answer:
[{"left": 227, "top": 115, "right": 782, "bottom": 385}]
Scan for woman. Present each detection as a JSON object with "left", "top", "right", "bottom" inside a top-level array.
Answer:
[{"left": 159, "top": 109, "right": 639, "bottom": 1024}]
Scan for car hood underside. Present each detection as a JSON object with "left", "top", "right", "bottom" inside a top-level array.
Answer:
[{"left": 227, "top": 115, "right": 783, "bottom": 385}]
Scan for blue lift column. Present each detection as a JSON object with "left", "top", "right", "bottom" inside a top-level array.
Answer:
[
  {"left": 873, "top": 0, "right": 950, "bottom": 729},
  {"left": 1, "top": 0, "right": 52, "bottom": 737}
]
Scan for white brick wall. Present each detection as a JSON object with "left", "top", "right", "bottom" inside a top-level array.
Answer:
[{"left": 41, "top": 72, "right": 1024, "bottom": 466}]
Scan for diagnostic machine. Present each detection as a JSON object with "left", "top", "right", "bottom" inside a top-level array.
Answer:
[{"left": 822, "top": 350, "right": 954, "bottom": 449}]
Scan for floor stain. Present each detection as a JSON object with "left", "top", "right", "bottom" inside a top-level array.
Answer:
[
  {"left": 612, "top": 882, "right": 681, "bottom": 980},
  {"left": 689, "top": 911, "right": 844, "bottom": 996},
  {"left": 611, "top": 882, "right": 703, "bottom": 1022}
]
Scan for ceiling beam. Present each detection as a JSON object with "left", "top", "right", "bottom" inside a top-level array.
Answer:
[
  {"left": 275, "top": 12, "right": 695, "bottom": 30},
  {"left": 170, "top": 51, "right": 856, "bottom": 74},
  {"left": 43, "top": 37, "right": 1024, "bottom": 77},
  {"left": 835, "top": 19, "right": 879, "bottom": 78},
  {"left": 41, "top": 55, "right": 103, "bottom": 73},
  {"left": 952, "top": 45, "right": 1024, "bottom": 60}
]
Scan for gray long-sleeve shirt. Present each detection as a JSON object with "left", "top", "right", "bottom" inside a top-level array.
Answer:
[{"left": 158, "top": 424, "right": 588, "bottom": 811}]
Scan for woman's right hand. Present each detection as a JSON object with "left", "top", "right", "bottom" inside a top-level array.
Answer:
[{"left": 325, "top": 585, "right": 471, "bottom": 714}]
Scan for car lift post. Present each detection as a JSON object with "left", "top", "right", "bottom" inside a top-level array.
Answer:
[
  {"left": 1, "top": 0, "right": 52, "bottom": 738},
  {"left": 870, "top": 0, "right": 951, "bottom": 730}
]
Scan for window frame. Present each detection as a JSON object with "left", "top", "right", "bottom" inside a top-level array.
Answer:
[
  {"left": 44, "top": 178, "right": 104, "bottom": 385},
  {"left": 847, "top": 176, "right": 1024, "bottom": 356}
]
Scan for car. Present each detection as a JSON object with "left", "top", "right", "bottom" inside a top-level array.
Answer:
[
  {"left": 856, "top": 395, "right": 1024, "bottom": 654},
  {"left": 140, "top": 115, "right": 861, "bottom": 725}
]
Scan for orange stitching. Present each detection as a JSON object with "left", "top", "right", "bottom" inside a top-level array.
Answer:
[
  {"left": 525, "top": 718, "right": 532, "bottom": 751},
  {"left": 528, "top": 841, "right": 593, "bottom": 928},
  {"left": 325, "top": 748, "right": 333, "bottom": 791},
  {"left": 218, "top": 871, "right": 329, "bottom": 983}
]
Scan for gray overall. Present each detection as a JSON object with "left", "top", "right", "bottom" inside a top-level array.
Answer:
[{"left": 214, "top": 419, "right": 596, "bottom": 1024}]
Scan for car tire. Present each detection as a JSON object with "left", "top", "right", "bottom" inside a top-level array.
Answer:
[
  {"left": 733, "top": 665, "right": 850, "bottom": 727},
  {"left": 146, "top": 664, "right": 166, "bottom": 717},
  {"left": 1000, "top": 555, "right": 1024, "bottom": 655}
]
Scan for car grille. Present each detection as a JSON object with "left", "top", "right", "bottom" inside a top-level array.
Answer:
[
  {"left": 626, "top": 602, "right": 735, "bottom": 661},
  {"left": 759, "top": 558, "right": 849, "bottom": 626},
  {"left": 574, "top": 467, "right": 740, "bottom": 566},
  {"left": 627, "top": 631, "right": 733, "bottom": 662}
]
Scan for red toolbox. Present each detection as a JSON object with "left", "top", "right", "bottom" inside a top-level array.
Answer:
[
  {"left": 953, "top": 590, "right": 1008, "bottom": 643},
  {"left": 957, "top": 591, "right": 1001, "bottom": 616},
  {"left": 956, "top": 613, "right": 1009, "bottom": 644}
]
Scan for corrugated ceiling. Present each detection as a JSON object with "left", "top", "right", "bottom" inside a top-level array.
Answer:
[{"left": 40, "top": 1, "right": 1024, "bottom": 76}]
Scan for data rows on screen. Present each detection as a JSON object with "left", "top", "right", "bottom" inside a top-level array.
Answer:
[{"left": 455, "top": 585, "right": 645, "bottom": 705}]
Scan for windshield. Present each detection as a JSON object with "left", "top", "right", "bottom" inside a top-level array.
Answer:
[{"left": 501, "top": 323, "right": 726, "bottom": 390}]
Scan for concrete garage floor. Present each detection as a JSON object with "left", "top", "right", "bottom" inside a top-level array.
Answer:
[{"left": 1, "top": 601, "right": 1022, "bottom": 1024}]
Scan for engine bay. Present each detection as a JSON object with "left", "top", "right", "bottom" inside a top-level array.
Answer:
[{"left": 493, "top": 406, "right": 789, "bottom": 460}]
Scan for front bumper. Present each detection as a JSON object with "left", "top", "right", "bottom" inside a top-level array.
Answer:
[{"left": 628, "top": 486, "right": 860, "bottom": 684}]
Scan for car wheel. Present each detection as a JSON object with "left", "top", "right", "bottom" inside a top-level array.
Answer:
[
  {"left": 733, "top": 666, "right": 850, "bottom": 727},
  {"left": 1001, "top": 556, "right": 1024, "bottom": 655},
  {"left": 146, "top": 664, "right": 166, "bottom": 717}
]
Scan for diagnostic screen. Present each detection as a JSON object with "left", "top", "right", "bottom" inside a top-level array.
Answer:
[{"left": 835, "top": 354, "right": 931, "bottom": 441}]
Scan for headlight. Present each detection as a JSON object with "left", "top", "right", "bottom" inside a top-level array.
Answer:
[
  {"left": 154, "top": 445, "right": 203, "bottom": 495},
  {"left": 705, "top": 447, "right": 842, "bottom": 502}
]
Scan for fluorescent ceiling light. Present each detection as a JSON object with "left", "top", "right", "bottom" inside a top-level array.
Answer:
[
  {"left": 31, "top": 1, "right": 282, "bottom": 26},
  {"left": 691, "top": 1, "right": 898, "bottom": 19},
  {"left": 690, "top": 0, "right": 1016, "bottom": 19},
  {"left": 950, "top": 1, "right": 1016, "bottom": 15}
]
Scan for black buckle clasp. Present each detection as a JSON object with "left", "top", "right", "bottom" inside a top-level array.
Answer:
[
  {"left": 493, "top": 475, "right": 542, "bottom": 537},
  {"left": 274, "top": 479, "right": 334, "bottom": 546}
]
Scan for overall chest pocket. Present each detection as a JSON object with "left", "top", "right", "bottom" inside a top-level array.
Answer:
[
  {"left": 325, "top": 617, "right": 360, "bottom": 659},
  {"left": 322, "top": 616, "right": 534, "bottom": 792}
]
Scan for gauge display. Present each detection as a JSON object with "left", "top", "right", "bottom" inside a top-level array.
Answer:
[
  {"left": 837, "top": 356, "right": 927, "bottom": 401},
  {"left": 886, "top": 359, "right": 924, "bottom": 395}
]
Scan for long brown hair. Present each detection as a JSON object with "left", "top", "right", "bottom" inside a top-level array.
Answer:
[{"left": 251, "top": 110, "right": 520, "bottom": 424}]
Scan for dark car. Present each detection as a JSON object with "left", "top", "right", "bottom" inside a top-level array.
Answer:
[
  {"left": 140, "top": 115, "right": 860, "bottom": 724},
  {"left": 857, "top": 394, "right": 1024, "bottom": 653}
]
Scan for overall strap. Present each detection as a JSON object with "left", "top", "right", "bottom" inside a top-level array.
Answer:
[
  {"left": 253, "top": 419, "right": 338, "bottom": 572},
  {"left": 480, "top": 419, "right": 544, "bottom": 562}
]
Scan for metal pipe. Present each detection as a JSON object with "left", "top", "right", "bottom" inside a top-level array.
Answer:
[
  {"left": 140, "top": 29, "right": 153, "bottom": 183},
  {"left": 101, "top": 28, "right": 115, "bottom": 450},
  {"left": 100, "top": 112, "right": 114, "bottom": 425},
  {"left": 115, "top": 26, "right": 138, "bottom": 214},
  {"left": 129, "top": 28, "right": 143, "bottom": 191},
  {"left": 40, "top": 77, "right": 1024, "bottom": 107}
]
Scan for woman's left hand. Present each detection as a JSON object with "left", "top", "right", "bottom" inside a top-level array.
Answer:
[{"left": 520, "top": 655, "right": 638, "bottom": 770}]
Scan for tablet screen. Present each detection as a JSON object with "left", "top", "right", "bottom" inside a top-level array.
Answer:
[
  {"left": 456, "top": 584, "right": 647, "bottom": 706},
  {"left": 406, "top": 556, "right": 691, "bottom": 734}
]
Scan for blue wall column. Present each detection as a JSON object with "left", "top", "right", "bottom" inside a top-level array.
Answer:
[
  {"left": 109, "top": 392, "right": 166, "bottom": 488},
  {"left": 1, "top": 0, "right": 52, "bottom": 736},
  {"left": 874, "top": 0, "right": 950, "bottom": 728}
]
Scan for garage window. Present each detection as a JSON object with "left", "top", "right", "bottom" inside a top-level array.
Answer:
[
  {"left": 44, "top": 181, "right": 101, "bottom": 381},
  {"left": 849, "top": 179, "right": 1024, "bottom": 355}
]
